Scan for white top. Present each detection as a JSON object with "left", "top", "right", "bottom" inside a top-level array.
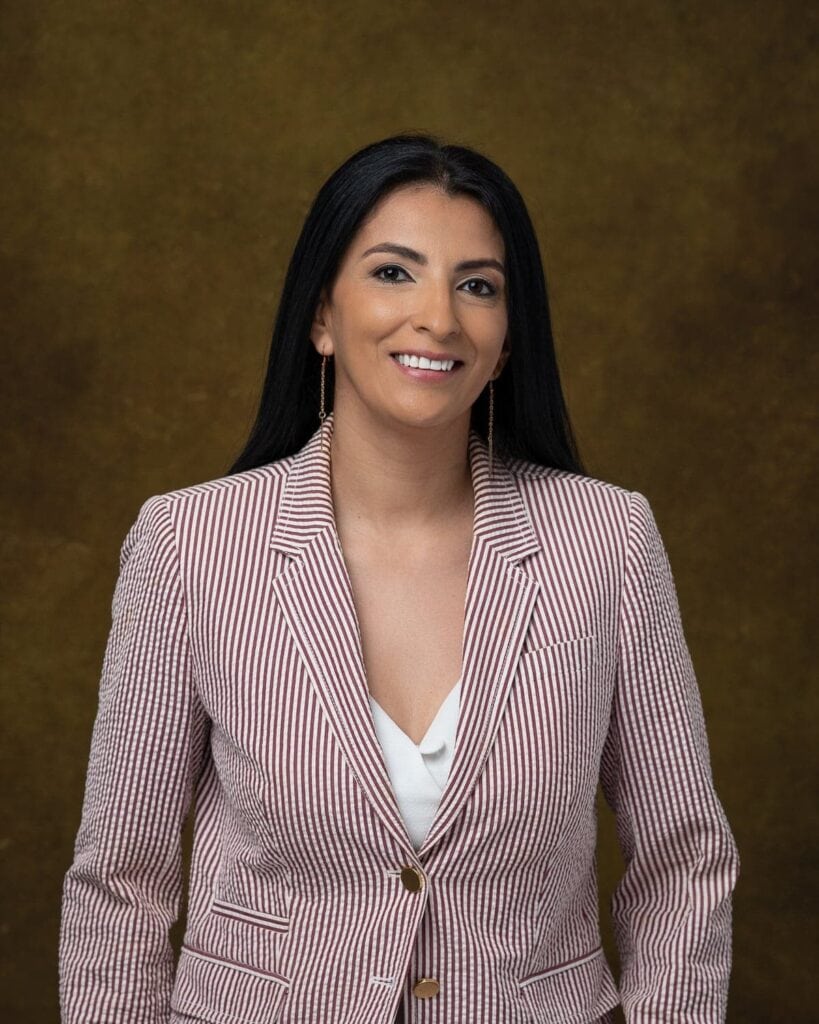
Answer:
[{"left": 368, "top": 679, "right": 462, "bottom": 850}]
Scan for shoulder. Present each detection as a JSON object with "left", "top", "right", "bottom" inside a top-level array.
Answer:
[
  {"left": 506, "top": 458, "right": 667, "bottom": 562},
  {"left": 505, "top": 455, "right": 635, "bottom": 515},
  {"left": 161, "top": 456, "right": 295, "bottom": 510},
  {"left": 503, "top": 461, "right": 671, "bottom": 597},
  {"left": 124, "top": 456, "right": 298, "bottom": 551}
]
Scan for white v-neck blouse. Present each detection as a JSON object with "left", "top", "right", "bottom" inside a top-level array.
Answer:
[{"left": 368, "top": 679, "right": 462, "bottom": 850}]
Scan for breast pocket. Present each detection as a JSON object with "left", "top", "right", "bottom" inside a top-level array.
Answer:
[
  {"left": 500, "top": 634, "right": 612, "bottom": 848},
  {"left": 516, "top": 633, "right": 611, "bottom": 770}
]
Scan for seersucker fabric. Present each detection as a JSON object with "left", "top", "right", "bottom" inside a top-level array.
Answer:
[{"left": 59, "top": 410, "right": 739, "bottom": 1023}]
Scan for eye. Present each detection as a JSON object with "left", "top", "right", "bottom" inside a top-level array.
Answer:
[
  {"left": 372, "top": 264, "right": 412, "bottom": 284},
  {"left": 462, "top": 278, "right": 498, "bottom": 297},
  {"left": 371, "top": 265, "right": 498, "bottom": 297}
]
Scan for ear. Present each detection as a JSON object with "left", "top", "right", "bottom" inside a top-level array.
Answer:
[{"left": 310, "top": 287, "right": 335, "bottom": 358}]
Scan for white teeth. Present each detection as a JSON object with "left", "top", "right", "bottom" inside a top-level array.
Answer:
[{"left": 394, "top": 353, "right": 456, "bottom": 372}]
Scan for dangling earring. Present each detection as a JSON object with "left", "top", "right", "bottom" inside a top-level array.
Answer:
[
  {"left": 488, "top": 377, "right": 495, "bottom": 477},
  {"left": 319, "top": 353, "right": 329, "bottom": 455}
]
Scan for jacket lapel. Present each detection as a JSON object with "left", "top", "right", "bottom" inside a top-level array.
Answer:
[{"left": 269, "top": 412, "right": 542, "bottom": 857}]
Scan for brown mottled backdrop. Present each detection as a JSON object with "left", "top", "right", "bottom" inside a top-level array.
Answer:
[{"left": 1, "top": 2, "right": 815, "bottom": 1021}]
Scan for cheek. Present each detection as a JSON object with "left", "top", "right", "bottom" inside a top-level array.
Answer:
[
  {"left": 469, "top": 306, "right": 507, "bottom": 350},
  {"left": 340, "top": 292, "right": 409, "bottom": 341},
  {"left": 366, "top": 291, "right": 414, "bottom": 329}
]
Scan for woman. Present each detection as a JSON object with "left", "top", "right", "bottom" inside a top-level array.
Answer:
[{"left": 59, "top": 133, "right": 740, "bottom": 1023}]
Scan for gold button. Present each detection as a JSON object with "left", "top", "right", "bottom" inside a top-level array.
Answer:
[
  {"left": 399, "top": 865, "right": 425, "bottom": 892},
  {"left": 412, "top": 977, "right": 439, "bottom": 998}
]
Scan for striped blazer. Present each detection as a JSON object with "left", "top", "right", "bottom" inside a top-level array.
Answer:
[{"left": 59, "top": 411, "right": 740, "bottom": 1023}]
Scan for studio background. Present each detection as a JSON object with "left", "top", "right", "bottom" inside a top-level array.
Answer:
[{"left": 1, "top": 2, "right": 815, "bottom": 1021}]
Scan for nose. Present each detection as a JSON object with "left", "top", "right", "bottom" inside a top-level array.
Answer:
[{"left": 410, "top": 279, "right": 460, "bottom": 342}]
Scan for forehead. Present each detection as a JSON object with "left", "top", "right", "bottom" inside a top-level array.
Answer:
[{"left": 354, "top": 184, "right": 504, "bottom": 255}]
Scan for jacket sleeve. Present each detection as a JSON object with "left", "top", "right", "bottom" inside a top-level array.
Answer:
[
  {"left": 598, "top": 490, "right": 740, "bottom": 1023},
  {"left": 59, "top": 494, "right": 210, "bottom": 1023}
]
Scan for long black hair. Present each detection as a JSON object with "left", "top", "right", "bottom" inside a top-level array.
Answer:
[{"left": 227, "top": 132, "right": 586, "bottom": 476}]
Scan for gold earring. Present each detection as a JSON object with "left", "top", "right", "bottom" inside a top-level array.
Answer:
[
  {"left": 488, "top": 378, "right": 495, "bottom": 477},
  {"left": 319, "top": 353, "right": 329, "bottom": 455}
]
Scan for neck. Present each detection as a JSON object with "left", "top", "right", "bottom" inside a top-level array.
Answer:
[{"left": 326, "top": 407, "right": 474, "bottom": 543}]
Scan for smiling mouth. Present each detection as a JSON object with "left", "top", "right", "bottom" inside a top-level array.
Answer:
[{"left": 390, "top": 352, "right": 463, "bottom": 372}]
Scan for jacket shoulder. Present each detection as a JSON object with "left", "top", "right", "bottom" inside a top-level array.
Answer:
[
  {"left": 506, "top": 460, "right": 671, "bottom": 570},
  {"left": 158, "top": 456, "right": 295, "bottom": 507},
  {"left": 124, "top": 456, "right": 298, "bottom": 548},
  {"left": 505, "top": 462, "right": 639, "bottom": 581},
  {"left": 506, "top": 456, "right": 633, "bottom": 506}
]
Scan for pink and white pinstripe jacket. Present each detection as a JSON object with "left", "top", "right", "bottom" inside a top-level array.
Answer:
[{"left": 59, "top": 412, "right": 739, "bottom": 1024}]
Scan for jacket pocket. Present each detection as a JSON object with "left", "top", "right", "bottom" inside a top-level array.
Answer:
[
  {"left": 514, "top": 634, "right": 608, "bottom": 787},
  {"left": 197, "top": 893, "right": 292, "bottom": 979},
  {"left": 170, "top": 944, "right": 289, "bottom": 1024},
  {"left": 517, "top": 634, "right": 597, "bottom": 675},
  {"left": 516, "top": 944, "right": 619, "bottom": 1024},
  {"left": 210, "top": 896, "right": 290, "bottom": 933}
]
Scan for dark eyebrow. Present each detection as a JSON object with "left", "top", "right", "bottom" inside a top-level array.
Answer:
[{"left": 360, "top": 242, "right": 506, "bottom": 278}]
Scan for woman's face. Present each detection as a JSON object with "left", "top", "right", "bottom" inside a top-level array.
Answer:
[{"left": 311, "top": 183, "right": 509, "bottom": 433}]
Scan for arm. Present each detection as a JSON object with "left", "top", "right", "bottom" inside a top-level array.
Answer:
[
  {"left": 59, "top": 495, "right": 210, "bottom": 1023},
  {"left": 599, "top": 490, "right": 740, "bottom": 1022}
]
